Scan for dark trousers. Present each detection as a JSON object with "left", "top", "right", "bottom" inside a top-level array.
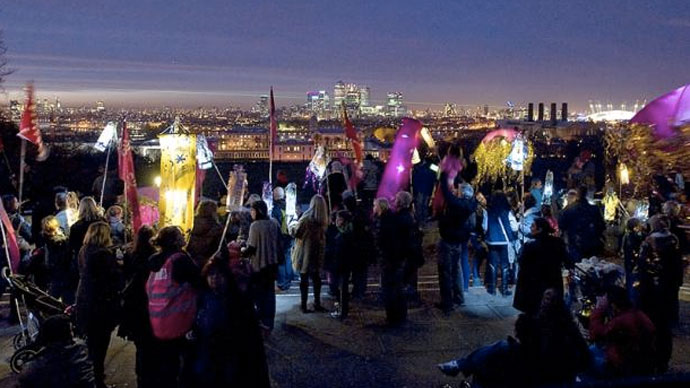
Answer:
[
  {"left": 338, "top": 268, "right": 354, "bottom": 318},
  {"left": 250, "top": 269, "right": 276, "bottom": 330},
  {"left": 469, "top": 235, "right": 485, "bottom": 283},
  {"left": 134, "top": 337, "right": 158, "bottom": 388},
  {"left": 276, "top": 243, "right": 294, "bottom": 290},
  {"left": 414, "top": 192, "right": 431, "bottom": 224},
  {"left": 381, "top": 266, "right": 407, "bottom": 324},
  {"left": 351, "top": 266, "right": 368, "bottom": 298},
  {"left": 86, "top": 324, "right": 114, "bottom": 388},
  {"left": 438, "top": 240, "right": 464, "bottom": 309},
  {"left": 149, "top": 337, "right": 191, "bottom": 388},
  {"left": 299, "top": 271, "right": 322, "bottom": 308},
  {"left": 486, "top": 245, "right": 510, "bottom": 294}
]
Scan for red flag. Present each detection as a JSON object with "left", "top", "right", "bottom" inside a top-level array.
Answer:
[
  {"left": 118, "top": 122, "right": 142, "bottom": 233},
  {"left": 269, "top": 87, "right": 277, "bottom": 157},
  {"left": 0, "top": 198, "right": 20, "bottom": 273},
  {"left": 342, "top": 103, "right": 363, "bottom": 165},
  {"left": 17, "top": 84, "right": 49, "bottom": 161}
]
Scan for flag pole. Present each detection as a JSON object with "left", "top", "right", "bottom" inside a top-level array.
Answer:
[
  {"left": 17, "top": 140, "right": 26, "bottom": 208},
  {"left": 99, "top": 141, "right": 113, "bottom": 207}
]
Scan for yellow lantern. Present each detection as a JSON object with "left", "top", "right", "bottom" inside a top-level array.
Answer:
[
  {"left": 619, "top": 163, "right": 630, "bottom": 185},
  {"left": 158, "top": 118, "right": 197, "bottom": 234}
]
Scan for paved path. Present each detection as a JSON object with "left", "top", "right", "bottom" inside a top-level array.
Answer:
[{"left": 1, "top": 260, "right": 689, "bottom": 387}]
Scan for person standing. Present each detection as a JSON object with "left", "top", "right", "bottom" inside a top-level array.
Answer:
[
  {"left": 437, "top": 173, "right": 477, "bottom": 312},
  {"left": 291, "top": 195, "right": 329, "bottom": 313},
  {"left": 360, "top": 154, "right": 380, "bottom": 211},
  {"left": 38, "top": 216, "right": 75, "bottom": 304},
  {"left": 191, "top": 259, "right": 270, "bottom": 388},
  {"left": 54, "top": 191, "right": 78, "bottom": 237},
  {"left": 513, "top": 218, "right": 570, "bottom": 315},
  {"left": 119, "top": 225, "right": 157, "bottom": 388},
  {"left": 377, "top": 196, "right": 408, "bottom": 325},
  {"left": 147, "top": 226, "right": 201, "bottom": 387},
  {"left": 558, "top": 186, "right": 605, "bottom": 263},
  {"left": 483, "top": 191, "right": 517, "bottom": 296},
  {"left": 272, "top": 187, "right": 295, "bottom": 291},
  {"left": 75, "top": 222, "right": 120, "bottom": 388},
  {"left": 69, "top": 197, "right": 105, "bottom": 266},
  {"left": 636, "top": 215, "right": 683, "bottom": 373},
  {"left": 242, "top": 200, "right": 281, "bottom": 334},
  {"left": 395, "top": 191, "right": 424, "bottom": 301},
  {"left": 187, "top": 200, "right": 224, "bottom": 268},
  {"left": 331, "top": 210, "right": 357, "bottom": 320},
  {"left": 411, "top": 157, "right": 437, "bottom": 225}
]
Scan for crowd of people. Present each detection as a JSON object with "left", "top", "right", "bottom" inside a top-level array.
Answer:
[{"left": 1, "top": 141, "right": 689, "bottom": 387}]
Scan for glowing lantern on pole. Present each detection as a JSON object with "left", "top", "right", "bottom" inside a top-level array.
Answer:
[
  {"left": 543, "top": 170, "right": 554, "bottom": 203},
  {"left": 285, "top": 182, "right": 297, "bottom": 220},
  {"left": 619, "top": 163, "right": 630, "bottom": 185},
  {"left": 158, "top": 118, "right": 197, "bottom": 234}
]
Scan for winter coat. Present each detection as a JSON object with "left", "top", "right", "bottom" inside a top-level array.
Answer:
[
  {"left": 118, "top": 244, "right": 157, "bottom": 342},
  {"left": 376, "top": 211, "right": 399, "bottom": 269},
  {"left": 361, "top": 159, "right": 380, "bottom": 192},
  {"left": 291, "top": 217, "right": 326, "bottom": 274},
  {"left": 412, "top": 161, "right": 437, "bottom": 197},
  {"left": 187, "top": 215, "right": 224, "bottom": 266},
  {"left": 334, "top": 225, "right": 358, "bottom": 273},
  {"left": 558, "top": 201, "right": 605, "bottom": 259},
  {"left": 41, "top": 232, "right": 76, "bottom": 299},
  {"left": 18, "top": 341, "right": 97, "bottom": 388},
  {"left": 636, "top": 230, "right": 683, "bottom": 308},
  {"left": 395, "top": 209, "right": 424, "bottom": 269},
  {"left": 191, "top": 285, "right": 270, "bottom": 388},
  {"left": 437, "top": 172, "right": 477, "bottom": 244},
  {"left": 589, "top": 306, "right": 656, "bottom": 377},
  {"left": 69, "top": 218, "right": 105, "bottom": 261},
  {"left": 513, "top": 234, "right": 569, "bottom": 314},
  {"left": 484, "top": 208, "right": 517, "bottom": 245},
  {"left": 246, "top": 219, "right": 281, "bottom": 273},
  {"left": 75, "top": 246, "right": 120, "bottom": 334}
]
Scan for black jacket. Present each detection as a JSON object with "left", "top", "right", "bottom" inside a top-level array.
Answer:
[
  {"left": 513, "top": 234, "right": 570, "bottom": 315},
  {"left": 19, "top": 341, "right": 96, "bottom": 388},
  {"left": 438, "top": 172, "right": 477, "bottom": 244},
  {"left": 75, "top": 246, "right": 120, "bottom": 333}
]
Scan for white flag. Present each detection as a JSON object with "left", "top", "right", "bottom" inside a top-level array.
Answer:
[
  {"left": 196, "top": 134, "right": 213, "bottom": 170},
  {"left": 95, "top": 122, "right": 118, "bottom": 152}
]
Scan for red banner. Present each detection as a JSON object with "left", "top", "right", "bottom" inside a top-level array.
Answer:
[
  {"left": 0, "top": 199, "right": 20, "bottom": 273},
  {"left": 118, "top": 122, "right": 142, "bottom": 232},
  {"left": 17, "top": 84, "right": 49, "bottom": 161}
]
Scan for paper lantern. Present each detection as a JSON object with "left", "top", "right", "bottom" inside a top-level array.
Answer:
[
  {"left": 543, "top": 170, "right": 554, "bottom": 202},
  {"left": 285, "top": 182, "right": 297, "bottom": 219},
  {"left": 619, "top": 163, "right": 630, "bottom": 185},
  {"left": 159, "top": 122, "right": 197, "bottom": 234}
]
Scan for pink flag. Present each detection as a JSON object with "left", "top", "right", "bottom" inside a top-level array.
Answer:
[
  {"left": 118, "top": 122, "right": 142, "bottom": 233},
  {"left": 342, "top": 103, "right": 364, "bottom": 165},
  {"left": 17, "top": 84, "right": 49, "bottom": 161},
  {"left": 0, "top": 198, "right": 20, "bottom": 273}
]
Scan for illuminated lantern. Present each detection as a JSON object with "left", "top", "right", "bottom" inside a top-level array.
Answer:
[
  {"left": 633, "top": 199, "right": 650, "bottom": 221},
  {"left": 285, "top": 182, "right": 297, "bottom": 220},
  {"left": 619, "top": 163, "right": 630, "bottom": 185},
  {"left": 543, "top": 170, "right": 554, "bottom": 202},
  {"left": 376, "top": 118, "right": 423, "bottom": 200},
  {"left": 262, "top": 181, "right": 273, "bottom": 215},
  {"left": 227, "top": 165, "right": 247, "bottom": 212},
  {"left": 602, "top": 190, "right": 620, "bottom": 222},
  {"left": 158, "top": 118, "right": 197, "bottom": 234},
  {"left": 507, "top": 134, "right": 527, "bottom": 171}
]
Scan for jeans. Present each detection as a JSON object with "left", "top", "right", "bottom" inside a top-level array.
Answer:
[
  {"left": 469, "top": 235, "right": 485, "bottom": 283},
  {"left": 299, "top": 271, "right": 322, "bottom": 309},
  {"left": 486, "top": 245, "right": 510, "bottom": 294},
  {"left": 276, "top": 243, "right": 294, "bottom": 290},
  {"left": 438, "top": 240, "right": 464, "bottom": 309},
  {"left": 460, "top": 241, "right": 470, "bottom": 291},
  {"left": 414, "top": 192, "right": 431, "bottom": 224},
  {"left": 338, "top": 268, "right": 354, "bottom": 318},
  {"left": 250, "top": 269, "right": 276, "bottom": 330}
]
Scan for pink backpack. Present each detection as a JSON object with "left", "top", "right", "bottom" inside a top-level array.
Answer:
[{"left": 146, "top": 253, "right": 197, "bottom": 340}]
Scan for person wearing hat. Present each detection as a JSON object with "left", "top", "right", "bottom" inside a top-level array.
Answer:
[{"left": 513, "top": 218, "right": 571, "bottom": 315}]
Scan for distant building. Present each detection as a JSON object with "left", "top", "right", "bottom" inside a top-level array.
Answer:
[
  {"left": 306, "top": 90, "right": 330, "bottom": 119},
  {"left": 386, "top": 92, "right": 406, "bottom": 117},
  {"left": 96, "top": 100, "right": 105, "bottom": 112},
  {"left": 252, "top": 95, "right": 270, "bottom": 117}
]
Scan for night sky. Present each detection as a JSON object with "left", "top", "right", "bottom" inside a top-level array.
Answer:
[{"left": 2, "top": 1, "right": 689, "bottom": 110}]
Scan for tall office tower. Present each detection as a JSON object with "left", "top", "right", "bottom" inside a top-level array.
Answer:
[
  {"left": 307, "top": 90, "right": 330, "bottom": 118},
  {"left": 252, "top": 95, "right": 270, "bottom": 116},
  {"left": 538, "top": 103, "right": 544, "bottom": 121},
  {"left": 55, "top": 97, "right": 61, "bottom": 111},
  {"left": 527, "top": 103, "right": 534, "bottom": 121},
  {"left": 386, "top": 92, "right": 405, "bottom": 117},
  {"left": 550, "top": 102, "right": 557, "bottom": 123},
  {"left": 96, "top": 100, "right": 105, "bottom": 112},
  {"left": 561, "top": 103, "right": 568, "bottom": 122},
  {"left": 333, "top": 81, "right": 346, "bottom": 111},
  {"left": 483, "top": 104, "right": 489, "bottom": 116},
  {"left": 359, "top": 86, "right": 370, "bottom": 108}
]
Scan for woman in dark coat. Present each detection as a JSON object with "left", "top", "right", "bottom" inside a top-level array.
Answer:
[
  {"left": 514, "top": 218, "right": 570, "bottom": 315},
  {"left": 186, "top": 200, "right": 224, "bottom": 267},
  {"left": 375, "top": 197, "right": 406, "bottom": 324},
  {"left": 75, "top": 221, "right": 120, "bottom": 388},
  {"left": 191, "top": 258, "right": 270, "bottom": 388},
  {"left": 118, "top": 225, "right": 157, "bottom": 388},
  {"left": 69, "top": 197, "right": 105, "bottom": 265},
  {"left": 40, "top": 216, "right": 75, "bottom": 304}
]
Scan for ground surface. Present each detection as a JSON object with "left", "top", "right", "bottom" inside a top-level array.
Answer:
[{"left": 1, "top": 229, "right": 689, "bottom": 388}]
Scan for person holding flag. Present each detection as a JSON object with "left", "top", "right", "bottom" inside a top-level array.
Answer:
[{"left": 16, "top": 83, "right": 49, "bottom": 207}]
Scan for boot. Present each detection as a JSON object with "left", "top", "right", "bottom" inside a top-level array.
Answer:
[
  {"left": 300, "top": 280, "right": 312, "bottom": 313},
  {"left": 313, "top": 276, "right": 327, "bottom": 312}
]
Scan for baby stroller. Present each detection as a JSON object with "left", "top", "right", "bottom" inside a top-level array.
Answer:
[
  {"left": 2, "top": 267, "right": 70, "bottom": 373},
  {"left": 567, "top": 257, "right": 624, "bottom": 331}
]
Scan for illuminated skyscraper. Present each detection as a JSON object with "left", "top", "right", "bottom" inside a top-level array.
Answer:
[
  {"left": 307, "top": 90, "right": 330, "bottom": 119},
  {"left": 386, "top": 92, "right": 405, "bottom": 117}
]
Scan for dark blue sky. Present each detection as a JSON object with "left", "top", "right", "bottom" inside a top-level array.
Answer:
[{"left": 2, "top": 0, "right": 689, "bottom": 110}]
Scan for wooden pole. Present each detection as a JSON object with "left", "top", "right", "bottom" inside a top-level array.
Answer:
[{"left": 17, "top": 140, "right": 26, "bottom": 209}]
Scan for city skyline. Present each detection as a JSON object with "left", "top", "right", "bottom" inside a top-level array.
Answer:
[{"left": 2, "top": 1, "right": 689, "bottom": 110}]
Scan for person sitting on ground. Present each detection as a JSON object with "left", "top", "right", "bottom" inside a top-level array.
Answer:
[
  {"left": 588, "top": 286, "right": 656, "bottom": 378},
  {"left": 18, "top": 314, "right": 97, "bottom": 388}
]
